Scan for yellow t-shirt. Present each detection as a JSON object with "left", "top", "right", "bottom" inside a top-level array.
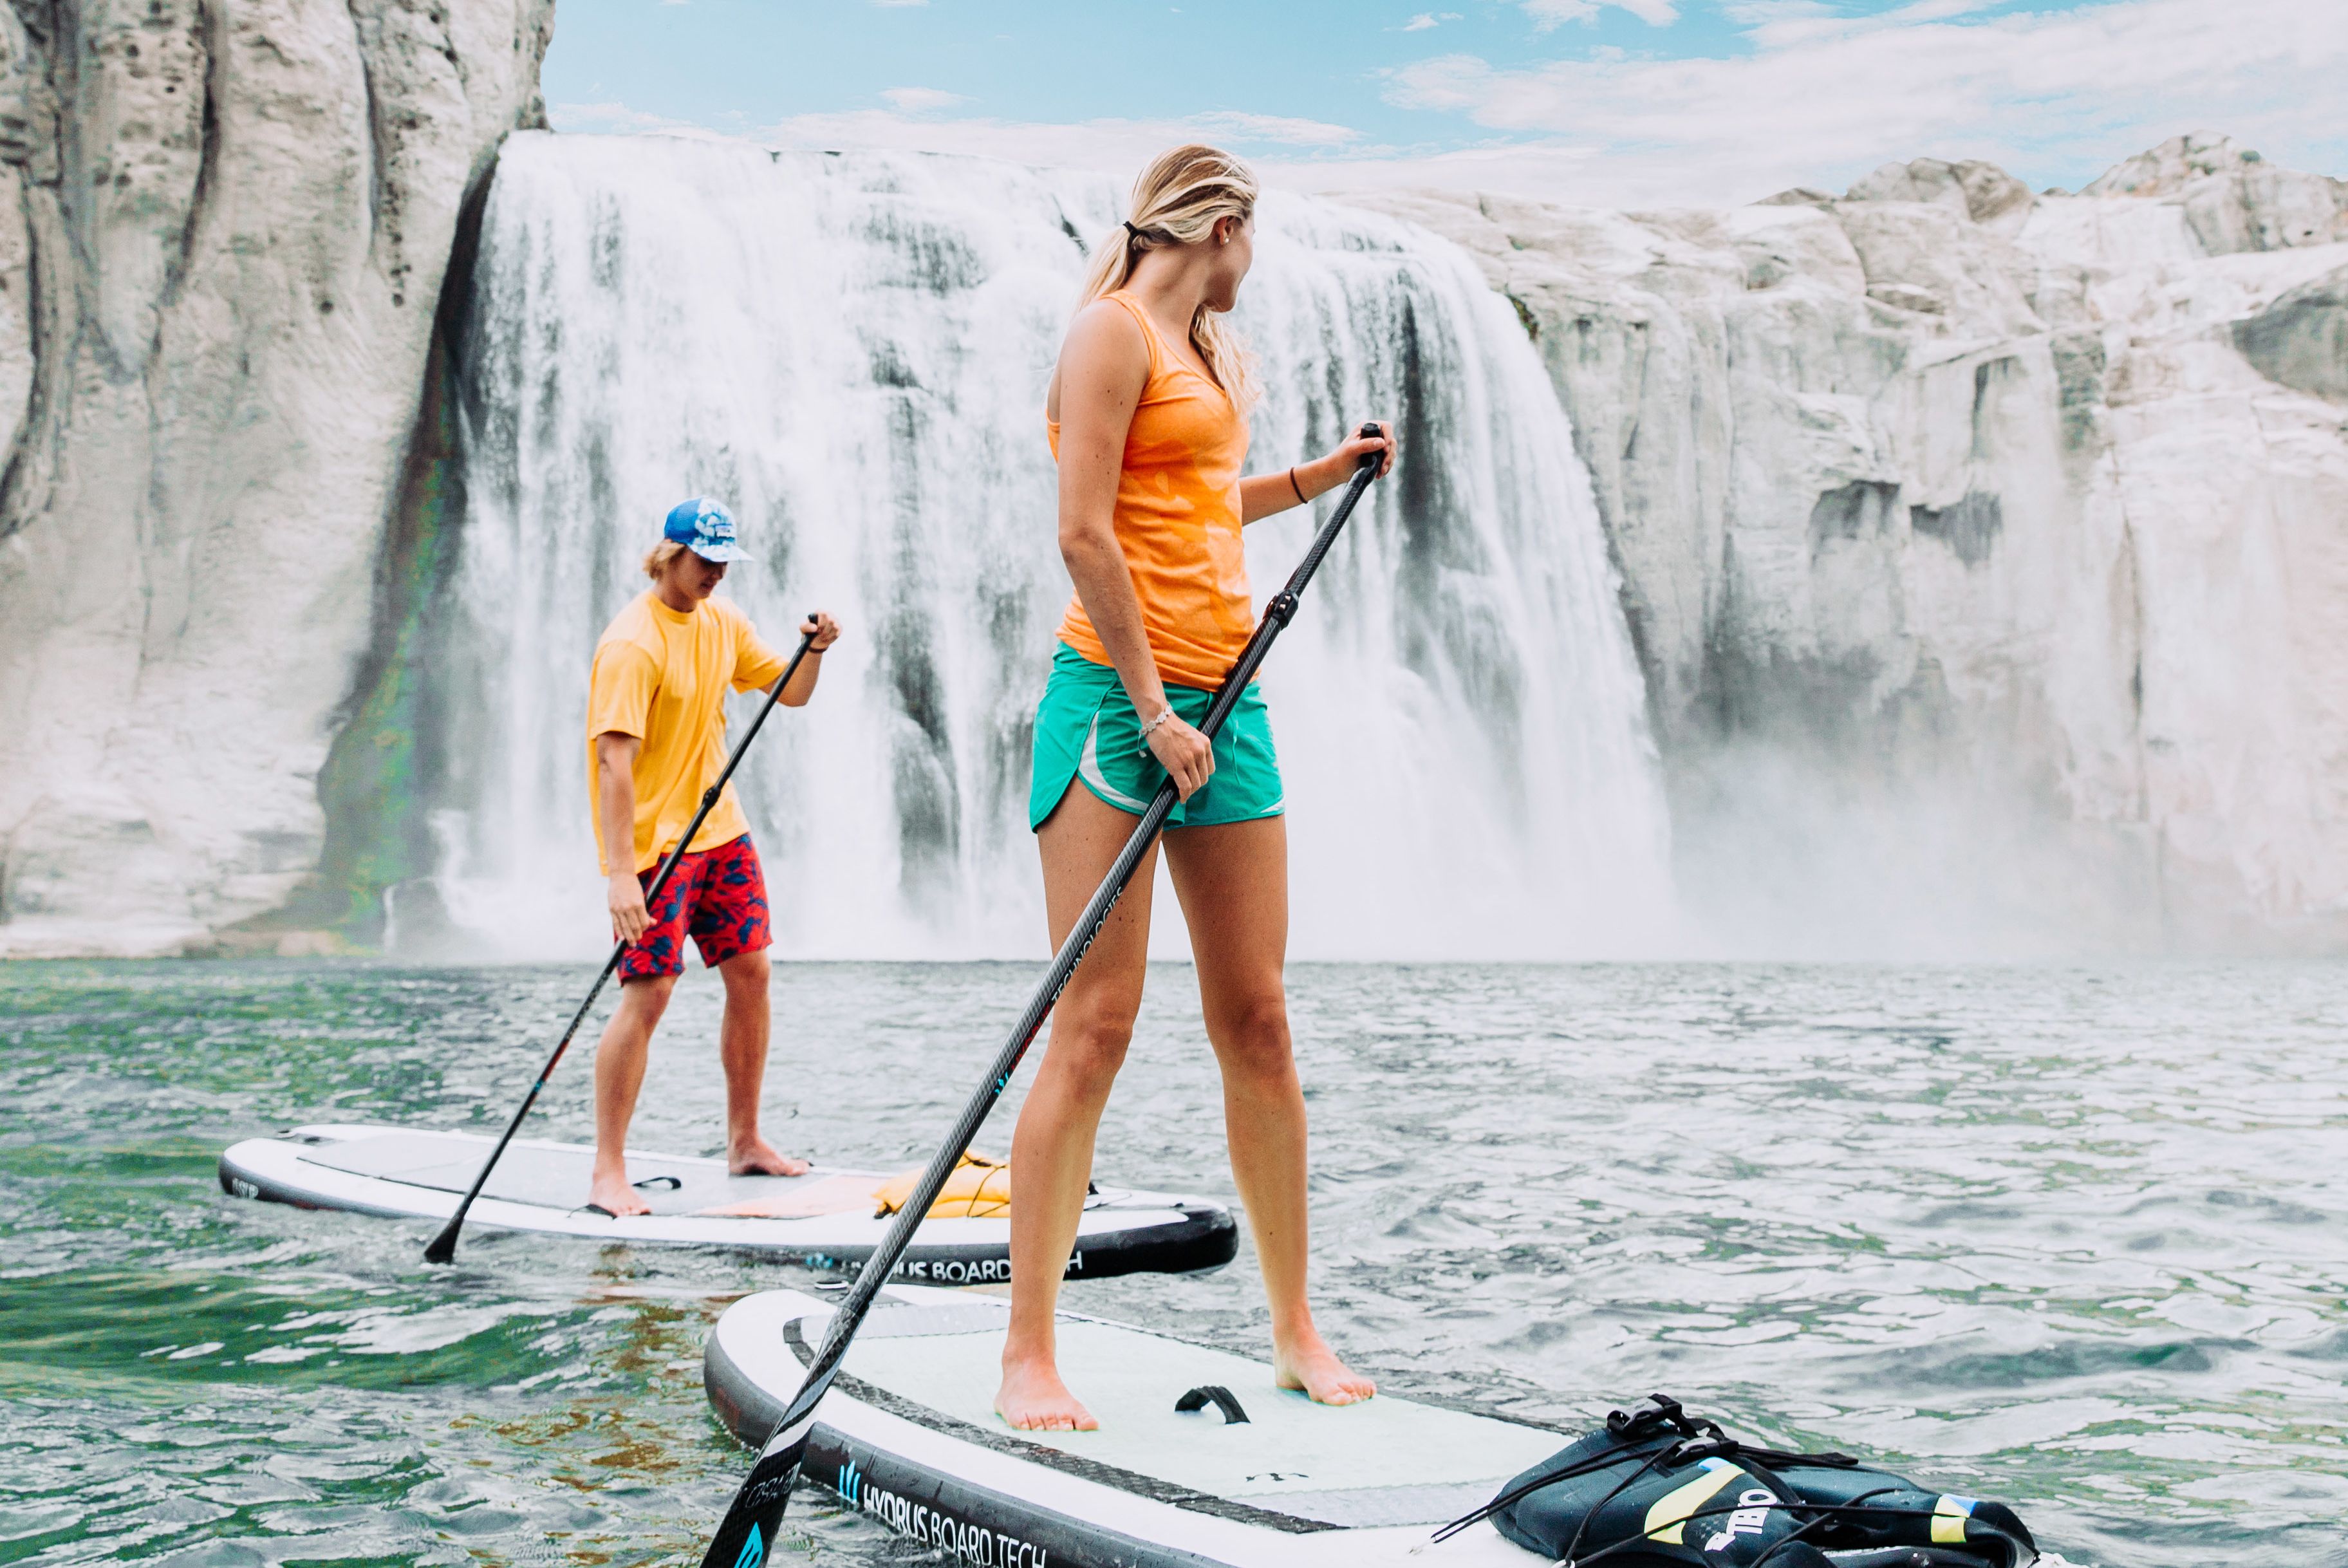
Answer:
[{"left": 586, "top": 590, "right": 790, "bottom": 874}]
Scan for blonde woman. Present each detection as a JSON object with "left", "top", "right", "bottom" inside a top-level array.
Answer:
[{"left": 998, "top": 145, "right": 1395, "bottom": 1432}]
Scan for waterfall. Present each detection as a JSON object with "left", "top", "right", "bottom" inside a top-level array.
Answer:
[{"left": 426, "top": 132, "right": 1672, "bottom": 961}]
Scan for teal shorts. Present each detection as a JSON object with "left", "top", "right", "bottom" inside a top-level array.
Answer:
[{"left": 1029, "top": 644, "right": 1285, "bottom": 831}]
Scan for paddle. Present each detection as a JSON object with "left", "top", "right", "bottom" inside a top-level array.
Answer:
[
  {"left": 698, "top": 425, "right": 1388, "bottom": 1568},
  {"left": 423, "top": 618, "right": 823, "bottom": 1265}
]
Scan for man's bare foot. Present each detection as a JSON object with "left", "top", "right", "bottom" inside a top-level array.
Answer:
[
  {"left": 1274, "top": 1335, "right": 1376, "bottom": 1406},
  {"left": 729, "top": 1135, "right": 810, "bottom": 1178},
  {"left": 995, "top": 1358, "right": 1099, "bottom": 1432},
  {"left": 586, "top": 1166, "right": 651, "bottom": 1217}
]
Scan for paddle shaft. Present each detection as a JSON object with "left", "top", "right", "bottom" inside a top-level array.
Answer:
[
  {"left": 699, "top": 427, "right": 1386, "bottom": 1568},
  {"left": 422, "top": 622, "right": 821, "bottom": 1265}
]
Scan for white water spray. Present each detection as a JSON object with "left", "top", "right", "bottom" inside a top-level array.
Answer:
[{"left": 430, "top": 133, "right": 1671, "bottom": 960}]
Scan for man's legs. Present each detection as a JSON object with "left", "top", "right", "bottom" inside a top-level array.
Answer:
[
  {"left": 590, "top": 973, "right": 678, "bottom": 1216},
  {"left": 717, "top": 947, "right": 807, "bottom": 1175},
  {"left": 680, "top": 835, "right": 800, "bottom": 1177}
]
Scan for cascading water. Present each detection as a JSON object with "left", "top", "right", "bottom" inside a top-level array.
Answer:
[{"left": 426, "top": 132, "right": 1672, "bottom": 960}]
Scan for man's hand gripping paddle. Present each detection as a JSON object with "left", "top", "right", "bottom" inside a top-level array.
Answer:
[
  {"left": 698, "top": 427, "right": 1388, "bottom": 1568},
  {"left": 422, "top": 620, "right": 823, "bottom": 1266}
]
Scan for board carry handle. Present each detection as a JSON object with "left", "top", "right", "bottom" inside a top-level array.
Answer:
[{"left": 1174, "top": 1385, "right": 1251, "bottom": 1424}]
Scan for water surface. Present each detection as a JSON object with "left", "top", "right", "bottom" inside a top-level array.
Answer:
[{"left": 5, "top": 960, "right": 2343, "bottom": 1565}]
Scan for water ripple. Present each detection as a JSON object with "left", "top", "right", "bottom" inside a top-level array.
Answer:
[{"left": 3, "top": 959, "right": 2343, "bottom": 1565}]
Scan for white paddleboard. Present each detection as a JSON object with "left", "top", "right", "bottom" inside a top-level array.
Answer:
[
  {"left": 220, "top": 1125, "right": 1236, "bottom": 1282},
  {"left": 703, "top": 1285, "right": 1565, "bottom": 1565}
]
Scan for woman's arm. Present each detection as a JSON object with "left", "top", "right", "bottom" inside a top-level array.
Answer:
[
  {"left": 1054, "top": 302, "right": 1216, "bottom": 800},
  {"left": 1238, "top": 424, "right": 1396, "bottom": 525}
]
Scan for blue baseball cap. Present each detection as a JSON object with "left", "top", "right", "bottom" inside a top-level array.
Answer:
[{"left": 663, "top": 497, "right": 746, "bottom": 563}]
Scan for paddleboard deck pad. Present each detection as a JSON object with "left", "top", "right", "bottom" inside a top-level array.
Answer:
[
  {"left": 703, "top": 1284, "right": 1574, "bottom": 1565},
  {"left": 219, "top": 1125, "right": 1235, "bottom": 1282}
]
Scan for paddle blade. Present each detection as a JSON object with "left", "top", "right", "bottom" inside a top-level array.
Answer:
[
  {"left": 422, "top": 1218, "right": 460, "bottom": 1264},
  {"left": 700, "top": 1430, "right": 809, "bottom": 1568}
]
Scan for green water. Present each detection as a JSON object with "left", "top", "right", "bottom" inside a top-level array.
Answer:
[{"left": 5, "top": 960, "right": 2345, "bottom": 1565}]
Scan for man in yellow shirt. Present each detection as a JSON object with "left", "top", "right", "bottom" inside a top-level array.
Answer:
[{"left": 584, "top": 497, "right": 841, "bottom": 1217}]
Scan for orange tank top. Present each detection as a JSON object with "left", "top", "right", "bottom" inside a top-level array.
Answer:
[{"left": 1049, "top": 290, "right": 1252, "bottom": 691}]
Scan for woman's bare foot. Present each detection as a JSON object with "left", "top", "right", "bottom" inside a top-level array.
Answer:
[
  {"left": 995, "top": 1358, "right": 1099, "bottom": 1432},
  {"left": 729, "top": 1135, "right": 810, "bottom": 1177},
  {"left": 1274, "top": 1334, "right": 1376, "bottom": 1406},
  {"left": 586, "top": 1166, "right": 651, "bottom": 1217}
]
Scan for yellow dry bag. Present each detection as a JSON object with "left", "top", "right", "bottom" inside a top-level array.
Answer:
[{"left": 872, "top": 1150, "right": 1011, "bottom": 1219}]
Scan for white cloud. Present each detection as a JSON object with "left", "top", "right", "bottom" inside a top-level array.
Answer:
[
  {"left": 548, "top": 100, "right": 718, "bottom": 137},
  {"left": 720, "top": 106, "right": 1363, "bottom": 174},
  {"left": 1522, "top": 0, "right": 1680, "bottom": 29},
  {"left": 1401, "top": 10, "right": 1463, "bottom": 29},
  {"left": 1381, "top": 0, "right": 2348, "bottom": 206},
  {"left": 880, "top": 86, "right": 967, "bottom": 111},
  {"left": 1188, "top": 111, "right": 1363, "bottom": 149},
  {"left": 556, "top": 0, "right": 2343, "bottom": 216}
]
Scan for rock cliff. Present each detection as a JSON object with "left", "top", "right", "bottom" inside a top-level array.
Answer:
[
  {"left": 1349, "top": 134, "right": 2348, "bottom": 949},
  {"left": 0, "top": 0, "right": 552, "bottom": 955}
]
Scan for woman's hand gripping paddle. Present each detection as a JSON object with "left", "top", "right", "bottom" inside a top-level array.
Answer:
[
  {"left": 422, "top": 621, "right": 823, "bottom": 1266},
  {"left": 698, "top": 427, "right": 1388, "bottom": 1568}
]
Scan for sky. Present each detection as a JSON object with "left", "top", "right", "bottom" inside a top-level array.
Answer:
[{"left": 543, "top": 0, "right": 2348, "bottom": 209}]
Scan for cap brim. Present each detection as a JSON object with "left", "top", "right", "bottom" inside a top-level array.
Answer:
[{"left": 689, "top": 542, "right": 747, "bottom": 563}]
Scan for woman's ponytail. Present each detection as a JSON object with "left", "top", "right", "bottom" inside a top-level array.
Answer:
[{"left": 1077, "top": 144, "right": 1260, "bottom": 411}]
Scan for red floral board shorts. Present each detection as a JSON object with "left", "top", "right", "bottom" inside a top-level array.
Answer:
[{"left": 619, "top": 834, "right": 772, "bottom": 980}]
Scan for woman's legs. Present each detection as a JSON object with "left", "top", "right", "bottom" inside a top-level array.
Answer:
[
  {"left": 995, "top": 784, "right": 1157, "bottom": 1431},
  {"left": 1164, "top": 816, "right": 1374, "bottom": 1405}
]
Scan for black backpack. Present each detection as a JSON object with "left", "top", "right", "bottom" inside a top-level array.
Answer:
[{"left": 1437, "top": 1395, "right": 2038, "bottom": 1567}]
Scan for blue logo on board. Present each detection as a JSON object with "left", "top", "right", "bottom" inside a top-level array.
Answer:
[
  {"left": 732, "top": 1523, "right": 763, "bottom": 1568},
  {"left": 839, "top": 1459, "right": 862, "bottom": 1506}
]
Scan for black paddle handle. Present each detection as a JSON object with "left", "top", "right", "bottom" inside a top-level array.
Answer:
[
  {"left": 698, "top": 429, "right": 1386, "bottom": 1568},
  {"left": 423, "top": 619, "right": 823, "bottom": 1265}
]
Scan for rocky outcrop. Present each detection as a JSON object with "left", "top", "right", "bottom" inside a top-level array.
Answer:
[
  {"left": 2081, "top": 131, "right": 2348, "bottom": 254},
  {"left": 1349, "top": 134, "right": 2348, "bottom": 949},
  {"left": 0, "top": 0, "right": 552, "bottom": 955},
  {"left": 2235, "top": 266, "right": 2348, "bottom": 402}
]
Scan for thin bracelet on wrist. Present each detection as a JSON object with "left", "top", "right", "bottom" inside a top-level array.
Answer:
[
  {"left": 1287, "top": 465, "right": 1308, "bottom": 505},
  {"left": 1139, "top": 705, "right": 1177, "bottom": 741}
]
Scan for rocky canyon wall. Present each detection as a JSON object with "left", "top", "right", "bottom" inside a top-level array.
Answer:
[
  {"left": 0, "top": 0, "right": 551, "bottom": 956},
  {"left": 1352, "top": 135, "right": 2348, "bottom": 951}
]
